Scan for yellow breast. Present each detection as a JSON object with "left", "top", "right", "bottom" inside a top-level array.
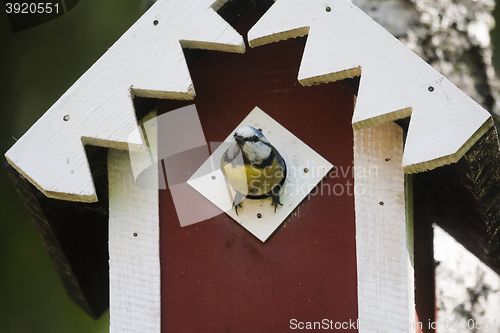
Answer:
[{"left": 222, "top": 158, "right": 285, "bottom": 196}]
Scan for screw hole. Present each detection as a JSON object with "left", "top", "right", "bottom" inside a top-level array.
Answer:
[
  {"left": 326, "top": 6, "right": 331, "bottom": 12},
  {"left": 385, "top": 158, "right": 391, "bottom": 162},
  {"left": 379, "top": 202, "right": 384, "bottom": 206},
  {"left": 133, "top": 233, "right": 138, "bottom": 237},
  {"left": 428, "top": 86, "right": 434, "bottom": 92},
  {"left": 63, "top": 115, "right": 70, "bottom": 121},
  {"left": 304, "top": 168, "right": 309, "bottom": 173},
  {"left": 211, "top": 175, "right": 216, "bottom": 180},
  {"left": 257, "top": 213, "right": 262, "bottom": 218},
  {"left": 258, "top": 128, "right": 263, "bottom": 132},
  {"left": 153, "top": 20, "right": 159, "bottom": 26}
]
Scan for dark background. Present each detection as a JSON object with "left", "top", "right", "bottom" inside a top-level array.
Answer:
[
  {"left": 1, "top": 1, "right": 500, "bottom": 332},
  {"left": 0, "top": 1, "right": 145, "bottom": 332}
]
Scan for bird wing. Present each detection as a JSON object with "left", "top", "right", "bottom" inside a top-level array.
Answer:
[{"left": 221, "top": 149, "right": 249, "bottom": 195}]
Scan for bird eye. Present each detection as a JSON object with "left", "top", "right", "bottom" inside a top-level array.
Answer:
[{"left": 250, "top": 135, "right": 258, "bottom": 142}]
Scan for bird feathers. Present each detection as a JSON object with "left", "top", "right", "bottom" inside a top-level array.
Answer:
[
  {"left": 221, "top": 147, "right": 284, "bottom": 196},
  {"left": 221, "top": 126, "right": 286, "bottom": 214}
]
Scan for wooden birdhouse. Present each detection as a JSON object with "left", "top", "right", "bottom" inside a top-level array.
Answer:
[{"left": 5, "top": 0, "right": 500, "bottom": 332}]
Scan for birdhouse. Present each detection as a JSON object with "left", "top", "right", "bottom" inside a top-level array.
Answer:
[{"left": 5, "top": 0, "right": 500, "bottom": 332}]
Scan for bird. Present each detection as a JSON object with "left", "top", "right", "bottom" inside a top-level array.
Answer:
[{"left": 220, "top": 126, "right": 287, "bottom": 215}]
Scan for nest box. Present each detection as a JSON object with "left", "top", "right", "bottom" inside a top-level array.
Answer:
[{"left": 5, "top": 0, "right": 500, "bottom": 332}]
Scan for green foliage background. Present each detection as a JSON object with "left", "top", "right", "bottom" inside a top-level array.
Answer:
[
  {"left": 1, "top": 1, "right": 500, "bottom": 332},
  {"left": 0, "top": 1, "right": 146, "bottom": 332}
]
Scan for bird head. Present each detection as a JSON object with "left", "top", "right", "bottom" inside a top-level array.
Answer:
[{"left": 232, "top": 126, "right": 272, "bottom": 165}]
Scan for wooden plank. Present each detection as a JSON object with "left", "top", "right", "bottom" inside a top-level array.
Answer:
[
  {"left": 248, "top": 0, "right": 492, "bottom": 174},
  {"left": 414, "top": 193, "right": 436, "bottom": 333},
  {"left": 354, "top": 122, "right": 414, "bottom": 332},
  {"left": 414, "top": 125, "right": 500, "bottom": 275},
  {"left": 159, "top": 9, "right": 359, "bottom": 330},
  {"left": 4, "top": 148, "right": 109, "bottom": 319},
  {"left": 5, "top": 0, "right": 244, "bottom": 203},
  {"left": 108, "top": 148, "right": 160, "bottom": 333}
]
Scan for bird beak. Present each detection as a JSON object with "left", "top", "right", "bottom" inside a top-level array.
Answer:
[{"left": 234, "top": 134, "right": 244, "bottom": 145}]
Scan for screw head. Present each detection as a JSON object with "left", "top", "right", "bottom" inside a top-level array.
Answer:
[
  {"left": 63, "top": 115, "right": 70, "bottom": 121},
  {"left": 428, "top": 86, "right": 434, "bottom": 92},
  {"left": 257, "top": 213, "right": 262, "bottom": 219},
  {"left": 326, "top": 6, "right": 331, "bottom": 12},
  {"left": 153, "top": 20, "right": 159, "bottom": 26}
]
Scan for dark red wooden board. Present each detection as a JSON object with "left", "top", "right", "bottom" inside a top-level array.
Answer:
[{"left": 159, "top": 7, "right": 358, "bottom": 332}]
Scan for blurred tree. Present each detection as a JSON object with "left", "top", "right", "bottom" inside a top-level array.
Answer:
[
  {"left": 434, "top": 227, "right": 500, "bottom": 333},
  {"left": 0, "top": 1, "right": 147, "bottom": 332}
]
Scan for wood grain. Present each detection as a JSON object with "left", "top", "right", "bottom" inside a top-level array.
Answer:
[
  {"left": 248, "top": 0, "right": 492, "bottom": 174},
  {"left": 109, "top": 149, "right": 160, "bottom": 333},
  {"left": 354, "top": 122, "right": 414, "bottom": 332},
  {"left": 5, "top": 0, "right": 244, "bottom": 203},
  {"left": 4, "top": 147, "right": 109, "bottom": 319},
  {"left": 414, "top": 125, "right": 500, "bottom": 276}
]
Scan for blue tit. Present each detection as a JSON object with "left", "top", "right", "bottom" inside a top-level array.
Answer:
[{"left": 220, "top": 126, "right": 287, "bottom": 215}]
